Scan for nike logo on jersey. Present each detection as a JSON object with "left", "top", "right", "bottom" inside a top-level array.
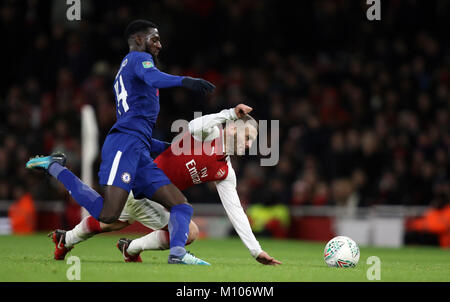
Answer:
[{"left": 216, "top": 168, "right": 226, "bottom": 179}]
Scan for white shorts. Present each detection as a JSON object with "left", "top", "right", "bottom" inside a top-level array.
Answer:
[{"left": 119, "top": 193, "right": 170, "bottom": 230}]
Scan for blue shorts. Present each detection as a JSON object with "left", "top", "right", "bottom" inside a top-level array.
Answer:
[{"left": 98, "top": 131, "right": 171, "bottom": 199}]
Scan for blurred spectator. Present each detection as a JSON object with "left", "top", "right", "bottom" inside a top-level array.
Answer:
[
  {"left": 405, "top": 195, "right": 450, "bottom": 248},
  {"left": 8, "top": 188, "right": 37, "bottom": 234}
]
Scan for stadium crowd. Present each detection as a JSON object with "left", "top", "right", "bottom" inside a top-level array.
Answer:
[{"left": 1, "top": 0, "right": 449, "bottom": 230}]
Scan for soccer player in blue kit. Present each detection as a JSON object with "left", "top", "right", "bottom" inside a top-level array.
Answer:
[{"left": 26, "top": 20, "right": 215, "bottom": 265}]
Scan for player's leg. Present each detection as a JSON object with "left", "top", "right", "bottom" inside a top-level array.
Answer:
[
  {"left": 96, "top": 132, "right": 142, "bottom": 223},
  {"left": 151, "top": 185, "right": 193, "bottom": 256},
  {"left": 26, "top": 153, "right": 104, "bottom": 219},
  {"left": 150, "top": 184, "right": 209, "bottom": 264},
  {"left": 115, "top": 195, "right": 169, "bottom": 261},
  {"left": 97, "top": 186, "right": 130, "bottom": 223},
  {"left": 65, "top": 216, "right": 129, "bottom": 247},
  {"left": 133, "top": 160, "right": 209, "bottom": 265},
  {"left": 26, "top": 159, "right": 126, "bottom": 222},
  {"left": 118, "top": 222, "right": 199, "bottom": 263},
  {"left": 126, "top": 221, "right": 199, "bottom": 255},
  {"left": 32, "top": 158, "right": 130, "bottom": 223},
  {"left": 100, "top": 220, "right": 130, "bottom": 232},
  {"left": 51, "top": 192, "right": 138, "bottom": 261},
  {"left": 48, "top": 217, "right": 129, "bottom": 260},
  {"left": 26, "top": 133, "right": 140, "bottom": 222},
  {"left": 150, "top": 183, "right": 188, "bottom": 209},
  {"left": 186, "top": 221, "right": 199, "bottom": 245}
]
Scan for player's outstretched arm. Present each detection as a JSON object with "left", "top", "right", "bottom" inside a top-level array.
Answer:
[
  {"left": 181, "top": 76, "right": 215, "bottom": 94},
  {"left": 134, "top": 54, "right": 214, "bottom": 94},
  {"left": 142, "top": 70, "right": 215, "bottom": 94},
  {"left": 215, "top": 163, "right": 282, "bottom": 265},
  {"left": 188, "top": 104, "right": 252, "bottom": 141},
  {"left": 146, "top": 71, "right": 214, "bottom": 94},
  {"left": 256, "top": 251, "right": 282, "bottom": 266}
]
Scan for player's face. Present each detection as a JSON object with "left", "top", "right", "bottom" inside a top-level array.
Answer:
[
  {"left": 225, "top": 123, "right": 258, "bottom": 156},
  {"left": 144, "top": 28, "right": 162, "bottom": 58}
]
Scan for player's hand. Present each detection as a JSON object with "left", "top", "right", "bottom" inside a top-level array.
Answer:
[
  {"left": 235, "top": 104, "right": 253, "bottom": 118},
  {"left": 256, "top": 251, "right": 282, "bottom": 266},
  {"left": 181, "top": 76, "right": 215, "bottom": 94}
]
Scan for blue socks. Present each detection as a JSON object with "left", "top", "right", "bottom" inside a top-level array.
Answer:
[
  {"left": 49, "top": 163, "right": 104, "bottom": 219},
  {"left": 168, "top": 203, "right": 193, "bottom": 257}
]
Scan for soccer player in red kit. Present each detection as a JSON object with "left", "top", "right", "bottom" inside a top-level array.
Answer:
[{"left": 51, "top": 104, "right": 281, "bottom": 266}]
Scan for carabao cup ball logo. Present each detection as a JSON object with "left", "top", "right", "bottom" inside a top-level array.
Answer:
[
  {"left": 324, "top": 240, "right": 344, "bottom": 260},
  {"left": 324, "top": 236, "right": 360, "bottom": 268},
  {"left": 121, "top": 172, "right": 131, "bottom": 184},
  {"left": 347, "top": 237, "right": 360, "bottom": 258}
]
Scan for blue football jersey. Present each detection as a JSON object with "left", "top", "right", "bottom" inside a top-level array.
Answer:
[{"left": 110, "top": 51, "right": 184, "bottom": 149}]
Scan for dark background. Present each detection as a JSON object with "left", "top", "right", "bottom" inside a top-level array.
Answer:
[{"left": 1, "top": 0, "right": 449, "bottom": 221}]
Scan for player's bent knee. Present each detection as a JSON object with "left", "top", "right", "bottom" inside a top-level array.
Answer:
[{"left": 187, "top": 221, "right": 199, "bottom": 245}]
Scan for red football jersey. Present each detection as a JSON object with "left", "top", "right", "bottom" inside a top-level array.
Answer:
[{"left": 154, "top": 130, "right": 229, "bottom": 191}]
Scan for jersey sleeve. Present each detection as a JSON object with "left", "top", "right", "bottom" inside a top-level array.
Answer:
[
  {"left": 188, "top": 108, "right": 238, "bottom": 141},
  {"left": 133, "top": 53, "right": 184, "bottom": 88},
  {"left": 215, "top": 161, "right": 263, "bottom": 258}
]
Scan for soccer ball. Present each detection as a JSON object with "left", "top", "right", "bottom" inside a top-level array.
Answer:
[{"left": 323, "top": 236, "right": 360, "bottom": 268}]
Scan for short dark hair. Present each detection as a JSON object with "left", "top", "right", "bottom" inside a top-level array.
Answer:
[{"left": 124, "top": 19, "right": 157, "bottom": 41}]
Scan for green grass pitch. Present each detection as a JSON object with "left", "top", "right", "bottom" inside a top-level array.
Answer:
[{"left": 0, "top": 233, "right": 449, "bottom": 282}]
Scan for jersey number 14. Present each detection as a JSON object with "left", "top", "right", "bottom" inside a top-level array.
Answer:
[{"left": 114, "top": 75, "right": 129, "bottom": 115}]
